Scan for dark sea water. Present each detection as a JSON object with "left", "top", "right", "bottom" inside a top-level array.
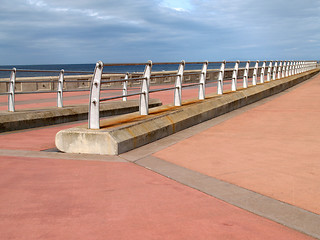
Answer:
[{"left": 0, "top": 62, "right": 251, "bottom": 78}]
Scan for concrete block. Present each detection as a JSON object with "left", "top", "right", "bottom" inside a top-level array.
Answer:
[
  {"left": 0, "top": 99, "right": 162, "bottom": 132},
  {"left": 55, "top": 69, "right": 320, "bottom": 155}
]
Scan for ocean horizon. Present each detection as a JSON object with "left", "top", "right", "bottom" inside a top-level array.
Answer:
[{"left": 0, "top": 62, "right": 252, "bottom": 78}]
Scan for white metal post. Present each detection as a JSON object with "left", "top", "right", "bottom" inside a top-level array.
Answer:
[
  {"left": 198, "top": 61, "right": 208, "bottom": 100},
  {"left": 286, "top": 61, "right": 290, "bottom": 77},
  {"left": 289, "top": 61, "right": 293, "bottom": 76},
  {"left": 122, "top": 73, "right": 129, "bottom": 101},
  {"left": 217, "top": 61, "right": 226, "bottom": 94},
  {"left": 243, "top": 61, "right": 250, "bottom": 88},
  {"left": 299, "top": 61, "right": 302, "bottom": 73},
  {"left": 231, "top": 60, "right": 239, "bottom": 91},
  {"left": 294, "top": 61, "right": 297, "bottom": 75},
  {"left": 272, "top": 61, "right": 277, "bottom": 80},
  {"left": 8, "top": 68, "right": 16, "bottom": 112},
  {"left": 277, "top": 61, "right": 282, "bottom": 79},
  {"left": 174, "top": 61, "right": 185, "bottom": 106},
  {"left": 282, "top": 61, "right": 286, "bottom": 78},
  {"left": 267, "top": 61, "right": 272, "bottom": 82},
  {"left": 57, "top": 69, "right": 64, "bottom": 108},
  {"left": 88, "top": 61, "right": 104, "bottom": 129},
  {"left": 260, "top": 61, "right": 266, "bottom": 83},
  {"left": 292, "top": 61, "right": 295, "bottom": 75},
  {"left": 252, "top": 61, "right": 259, "bottom": 85},
  {"left": 140, "top": 61, "right": 152, "bottom": 115}
]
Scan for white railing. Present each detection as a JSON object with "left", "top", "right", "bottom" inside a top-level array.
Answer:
[
  {"left": 0, "top": 68, "right": 94, "bottom": 111},
  {"left": 88, "top": 60, "right": 318, "bottom": 129}
]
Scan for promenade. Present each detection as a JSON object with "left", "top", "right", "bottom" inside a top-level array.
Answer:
[{"left": 0, "top": 73, "right": 319, "bottom": 239}]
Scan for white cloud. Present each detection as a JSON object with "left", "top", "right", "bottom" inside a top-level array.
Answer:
[{"left": 0, "top": 0, "right": 319, "bottom": 64}]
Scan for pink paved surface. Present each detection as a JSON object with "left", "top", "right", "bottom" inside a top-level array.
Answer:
[
  {"left": 154, "top": 74, "right": 320, "bottom": 215},
  {"left": 0, "top": 122, "right": 83, "bottom": 151},
  {"left": 0, "top": 77, "right": 317, "bottom": 239},
  {"left": 0, "top": 155, "right": 314, "bottom": 240}
]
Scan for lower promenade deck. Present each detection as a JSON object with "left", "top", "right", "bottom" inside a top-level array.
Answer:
[{"left": 0, "top": 73, "right": 319, "bottom": 239}]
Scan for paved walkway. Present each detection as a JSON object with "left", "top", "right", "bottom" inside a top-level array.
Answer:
[{"left": 0, "top": 75, "right": 319, "bottom": 239}]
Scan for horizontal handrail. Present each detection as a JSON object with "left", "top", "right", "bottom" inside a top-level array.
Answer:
[
  {"left": 1, "top": 60, "right": 318, "bottom": 116},
  {"left": 0, "top": 69, "right": 92, "bottom": 74},
  {"left": 149, "top": 86, "right": 177, "bottom": 93},
  {"left": 181, "top": 83, "right": 201, "bottom": 88},
  {"left": 100, "top": 92, "right": 142, "bottom": 102},
  {"left": 88, "top": 60, "right": 318, "bottom": 129}
]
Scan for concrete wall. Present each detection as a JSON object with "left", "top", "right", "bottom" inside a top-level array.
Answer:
[{"left": 0, "top": 68, "right": 241, "bottom": 93}]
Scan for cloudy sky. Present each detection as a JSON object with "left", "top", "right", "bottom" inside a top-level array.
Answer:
[{"left": 1, "top": 0, "right": 319, "bottom": 65}]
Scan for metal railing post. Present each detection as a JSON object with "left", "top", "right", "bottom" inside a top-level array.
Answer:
[
  {"left": 272, "top": 61, "right": 277, "bottom": 80},
  {"left": 88, "top": 61, "right": 104, "bottom": 129},
  {"left": 286, "top": 61, "right": 290, "bottom": 77},
  {"left": 260, "top": 61, "right": 266, "bottom": 83},
  {"left": 243, "top": 61, "right": 250, "bottom": 88},
  {"left": 305, "top": 62, "right": 308, "bottom": 71},
  {"left": 8, "top": 68, "right": 16, "bottom": 112},
  {"left": 292, "top": 61, "right": 295, "bottom": 75},
  {"left": 252, "top": 61, "right": 259, "bottom": 85},
  {"left": 267, "top": 61, "right": 272, "bottom": 82},
  {"left": 198, "top": 61, "right": 208, "bottom": 100},
  {"left": 299, "top": 61, "right": 302, "bottom": 72},
  {"left": 217, "top": 61, "right": 226, "bottom": 94},
  {"left": 57, "top": 69, "right": 64, "bottom": 108},
  {"left": 140, "top": 61, "right": 152, "bottom": 115},
  {"left": 231, "top": 60, "right": 239, "bottom": 91},
  {"left": 282, "top": 61, "right": 286, "bottom": 78},
  {"left": 174, "top": 61, "right": 185, "bottom": 106},
  {"left": 122, "top": 73, "right": 129, "bottom": 101},
  {"left": 289, "top": 61, "right": 293, "bottom": 76},
  {"left": 277, "top": 61, "right": 282, "bottom": 79}
]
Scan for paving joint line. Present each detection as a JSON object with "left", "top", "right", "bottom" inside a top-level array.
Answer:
[{"left": 134, "top": 155, "right": 320, "bottom": 239}]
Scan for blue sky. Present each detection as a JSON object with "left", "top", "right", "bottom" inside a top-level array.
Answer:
[{"left": 1, "top": 0, "right": 319, "bottom": 65}]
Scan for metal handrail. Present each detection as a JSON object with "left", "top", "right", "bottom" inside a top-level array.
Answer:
[
  {"left": 87, "top": 60, "right": 318, "bottom": 129},
  {"left": 1, "top": 67, "right": 95, "bottom": 111},
  {"left": 1, "top": 60, "right": 317, "bottom": 119}
]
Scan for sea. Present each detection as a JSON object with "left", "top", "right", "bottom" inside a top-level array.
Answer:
[{"left": 0, "top": 62, "right": 251, "bottom": 78}]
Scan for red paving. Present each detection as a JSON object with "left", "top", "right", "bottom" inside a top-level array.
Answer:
[
  {"left": 0, "top": 77, "right": 318, "bottom": 239},
  {"left": 0, "top": 122, "right": 84, "bottom": 151},
  {"left": 154, "top": 74, "right": 320, "bottom": 215},
  {"left": 0, "top": 155, "right": 314, "bottom": 240}
]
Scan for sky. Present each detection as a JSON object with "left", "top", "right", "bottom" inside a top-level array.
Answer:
[{"left": 1, "top": 0, "right": 319, "bottom": 65}]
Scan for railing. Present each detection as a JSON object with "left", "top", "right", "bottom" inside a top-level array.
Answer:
[
  {"left": 0, "top": 68, "right": 93, "bottom": 111},
  {"left": 88, "top": 60, "right": 318, "bottom": 129}
]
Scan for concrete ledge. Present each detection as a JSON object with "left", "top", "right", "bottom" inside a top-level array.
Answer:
[
  {"left": 0, "top": 99, "right": 162, "bottom": 132},
  {"left": 56, "top": 69, "right": 320, "bottom": 155}
]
